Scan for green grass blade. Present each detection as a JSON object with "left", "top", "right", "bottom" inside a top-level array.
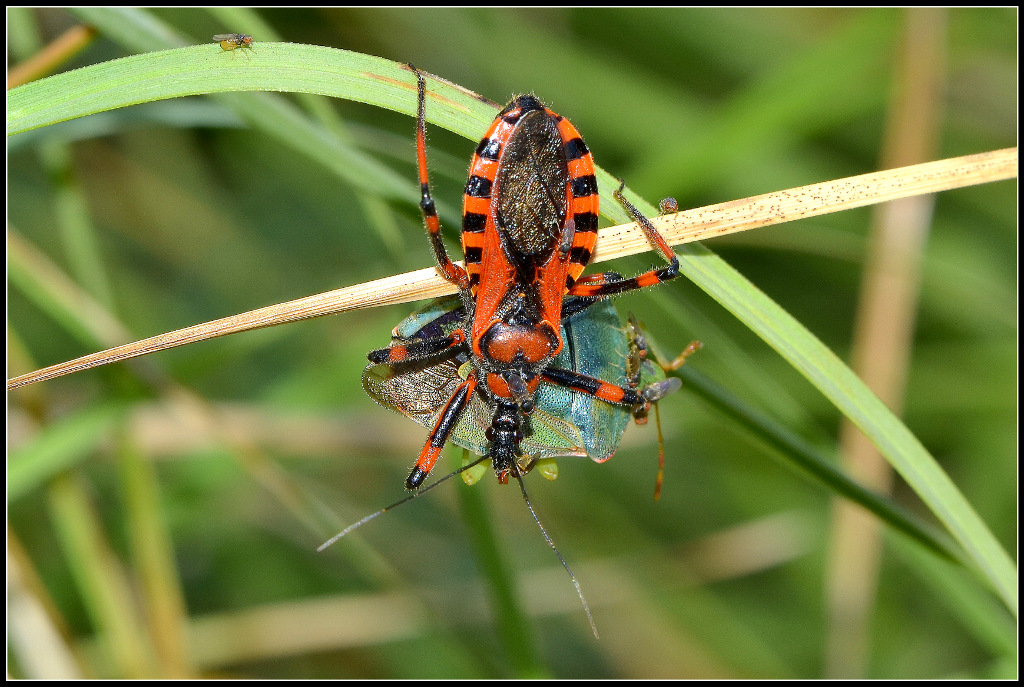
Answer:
[
  {"left": 887, "top": 532, "right": 1016, "bottom": 658},
  {"left": 117, "top": 439, "right": 193, "bottom": 677},
  {"left": 6, "top": 41, "right": 492, "bottom": 138},
  {"left": 47, "top": 474, "right": 154, "bottom": 677},
  {"left": 8, "top": 404, "right": 128, "bottom": 502},
  {"left": 454, "top": 449, "right": 549, "bottom": 677},
  {"left": 670, "top": 240, "right": 1017, "bottom": 615},
  {"left": 677, "top": 366, "right": 965, "bottom": 568}
]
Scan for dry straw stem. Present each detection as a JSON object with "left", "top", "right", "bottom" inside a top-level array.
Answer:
[
  {"left": 6, "top": 24, "right": 98, "bottom": 89},
  {"left": 6, "top": 146, "right": 1016, "bottom": 391}
]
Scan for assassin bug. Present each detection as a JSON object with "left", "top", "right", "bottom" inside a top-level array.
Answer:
[
  {"left": 212, "top": 33, "right": 254, "bottom": 54},
  {"left": 369, "top": 67, "right": 682, "bottom": 492},
  {"left": 325, "top": 69, "right": 685, "bottom": 636}
]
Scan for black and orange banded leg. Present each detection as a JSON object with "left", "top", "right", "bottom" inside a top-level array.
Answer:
[
  {"left": 406, "top": 375, "right": 478, "bottom": 489},
  {"left": 540, "top": 366, "right": 649, "bottom": 413},
  {"left": 367, "top": 330, "right": 468, "bottom": 365},
  {"left": 567, "top": 180, "right": 679, "bottom": 299},
  {"left": 411, "top": 66, "right": 470, "bottom": 293}
]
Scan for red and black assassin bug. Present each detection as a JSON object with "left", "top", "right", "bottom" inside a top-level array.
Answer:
[{"left": 369, "top": 66, "right": 681, "bottom": 491}]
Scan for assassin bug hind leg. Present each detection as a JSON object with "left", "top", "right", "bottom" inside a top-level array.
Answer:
[
  {"left": 566, "top": 180, "right": 679, "bottom": 300},
  {"left": 614, "top": 180, "right": 679, "bottom": 272}
]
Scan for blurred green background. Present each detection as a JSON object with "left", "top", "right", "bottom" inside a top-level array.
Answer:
[{"left": 7, "top": 7, "right": 1016, "bottom": 679}]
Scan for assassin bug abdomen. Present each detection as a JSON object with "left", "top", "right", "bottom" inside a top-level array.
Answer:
[
  {"left": 369, "top": 67, "right": 681, "bottom": 490},
  {"left": 462, "top": 95, "right": 599, "bottom": 356}
]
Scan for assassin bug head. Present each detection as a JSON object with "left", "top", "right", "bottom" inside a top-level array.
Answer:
[{"left": 485, "top": 402, "right": 526, "bottom": 484}]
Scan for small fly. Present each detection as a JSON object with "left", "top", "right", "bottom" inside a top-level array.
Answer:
[{"left": 212, "top": 33, "right": 254, "bottom": 56}]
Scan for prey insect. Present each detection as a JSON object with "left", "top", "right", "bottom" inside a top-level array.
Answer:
[
  {"left": 624, "top": 313, "right": 702, "bottom": 499},
  {"left": 363, "top": 296, "right": 684, "bottom": 483}
]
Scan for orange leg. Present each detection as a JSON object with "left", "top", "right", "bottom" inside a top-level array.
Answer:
[
  {"left": 567, "top": 181, "right": 679, "bottom": 298},
  {"left": 406, "top": 375, "right": 477, "bottom": 489},
  {"left": 540, "top": 366, "right": 648, "bottom": 411},
  {"left": 367, "top": 330, "right": 467, "bottom": 365},
  {"left": 411, "top": 67, "right": 470, "bottom": 292}
]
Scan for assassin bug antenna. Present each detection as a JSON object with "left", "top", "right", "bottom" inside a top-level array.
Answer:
[
  {"left": 317, "top": 455, "right": 490, "bottom": 552},
  {"left": 511, "top": 469, "right": 599, "bottom": 639}
]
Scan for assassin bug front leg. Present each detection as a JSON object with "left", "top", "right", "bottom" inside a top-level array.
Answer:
[{"left": 366, "top": 69, "right": 475, "bottom": 489}]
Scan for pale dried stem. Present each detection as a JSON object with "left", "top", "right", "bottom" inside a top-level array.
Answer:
[
  {"left": 7, "top": 147, "right": 1017, "bottom": 391},
  {"left": 825, "top": 9, "right": 948, "bottom": 678}
]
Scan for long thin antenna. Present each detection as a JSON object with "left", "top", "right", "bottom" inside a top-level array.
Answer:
[
  {"left": 512, "top": 472, "right": 599, "bottom": 639},
  {"left": 318, "top": 456, "right": 489, "bottom": 552},
  {"left": 653, "top": 400, "right": 666, "bottom": 501}
]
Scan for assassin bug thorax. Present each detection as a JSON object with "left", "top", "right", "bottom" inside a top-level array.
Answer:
[{"left": 369, "top": 67, "right": 682, "bottom": 491}]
